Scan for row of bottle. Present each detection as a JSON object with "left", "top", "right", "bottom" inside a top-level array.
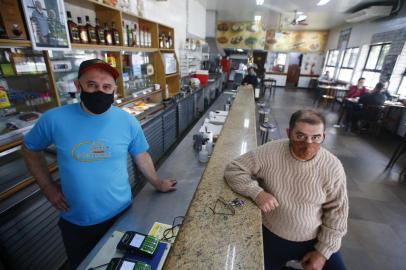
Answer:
[
  {"left": 66, "top": 11, "right": 153, "bottom": 48},
  {"left": 159, "top": 32, "right": 173, "bottom": 49},
  {"left": 122, "top": 23, "right": 152, "bottom": 48}
]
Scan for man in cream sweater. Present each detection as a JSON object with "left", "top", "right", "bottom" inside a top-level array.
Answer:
[{"left": 224, "top": 109, "right": 348, "bottom": 270}]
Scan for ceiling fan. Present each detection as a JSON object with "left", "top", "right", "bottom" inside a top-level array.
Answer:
[{"left": 290, "top": 10, "right": 308, "bottom": 25}]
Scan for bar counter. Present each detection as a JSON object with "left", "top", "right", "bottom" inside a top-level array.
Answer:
[{"left": 163, "top": 85, "right": 263, "bottom": 269}]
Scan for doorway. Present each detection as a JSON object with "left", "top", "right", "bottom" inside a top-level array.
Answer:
[
  {"left": 253, "top": 51, "right": 267, "bottom": 78},
  {"left": 286, "top": 53, "right": 302, "bottom": 87}
]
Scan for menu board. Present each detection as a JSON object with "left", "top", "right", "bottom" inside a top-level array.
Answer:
[
  {"left": 216, "top": 21, "right": 267, "bottom": 50},
  {"left": 265, "top": 30, "right": 329, "bottom": 53}
]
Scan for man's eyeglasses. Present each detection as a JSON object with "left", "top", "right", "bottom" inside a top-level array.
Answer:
[
  {"left": 82, "top": 82, "right": 117, "bottom": 93},
  {"left": 209, "top": 197, "right": 236, "bottom": 216},
  {"left": 161, "top": 216, "right": 184, "bottom": 242},
  {"left": 292, "top": 133, "right": 324, "bottom": 143}
]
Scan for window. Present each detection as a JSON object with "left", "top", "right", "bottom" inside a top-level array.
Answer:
[
  {"left": 362, "top": 43, "right": 391, "bottom": 88},
  {"left": 338, "top": 47, "right": 359, "bottom": 82},
  {"left": 268, "top": 52, "right": 287, "bottom": 73},
  {"left": 324, "top": 49, "right": 339, "bottom": 76}
]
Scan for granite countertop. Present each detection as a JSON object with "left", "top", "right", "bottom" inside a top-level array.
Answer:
[{"left": 163, "top": 85, "right": 263, "bottom": 269}]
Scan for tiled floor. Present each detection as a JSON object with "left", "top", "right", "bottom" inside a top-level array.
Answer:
[{"left": 264, "top": 87, "right": 406, "bottom": 270}]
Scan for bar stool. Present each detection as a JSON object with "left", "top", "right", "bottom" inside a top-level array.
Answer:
[
  {"left": 263, "top": 79, "right": 276, "bottom": 97},
  {"left": 260, "top": 122, "right": 276, "bottom": 145},
  {"left": 258, "top": 107, "right": 270, "bottom": 124}
]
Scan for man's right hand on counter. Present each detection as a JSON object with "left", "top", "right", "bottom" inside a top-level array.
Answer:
[
  {"left": 255, "top": 191, "right": 279, "bottom": 213},
  {"left": 44, "top": 183, "right": 69, "bottom": 211},
  {"left": 157, "top": 178, "right": 177, "bottom": 192}
]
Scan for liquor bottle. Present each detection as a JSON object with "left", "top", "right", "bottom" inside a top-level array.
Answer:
[
  {"left": 131, "top": 24, "right": 138, "bottom": 47},
  {"left": 147, "top": 27, "right": 151, "bottom": 47},
  {"left": 111, "top": 22, "right": 120, "bottom": 46},
  {"left": 95, "top": 18, "right": 105, "bottom": 45},
  {"left": 168, "top": 32, "right": 173, "bottom": 48},
  {"left": 126, "top": 24, "right": 132, "bottom": 47},
  {"left": 77, "top": 17, "right": 89, "bottom": 44},
  {"left": 104, "top": 23, "right": 113, "bottom": 45},
  {"left": 66, "top": 11, "right": 80, "bottom": 43},
  {"left": 159, "top": 33, "right": 164, "bottom": 48},
  {"left": 85, "top": 16, "right": 97, "bottom": 44},
  {"left": 139, "top": 26, "right": 144, "bottom": 47},
  {"left": 122, "top": 21, "right": 128, "bottom": 46}
]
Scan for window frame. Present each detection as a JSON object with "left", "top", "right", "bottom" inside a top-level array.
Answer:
[
  {"left": 326, "top": 49, "right": 339, "bottom": 68},
  {"left": 363, "top": 43, "right": 391, "bottom": 72},
  {"left": 337, "top": 47, "right": 359, "bottom": 82}
]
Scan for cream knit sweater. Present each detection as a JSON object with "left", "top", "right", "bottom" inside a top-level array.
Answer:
[{"left": 224, "top": 139, "right": 348, "bottom": 259}]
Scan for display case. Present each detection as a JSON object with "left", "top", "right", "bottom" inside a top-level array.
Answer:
[
  {"left": 0, "top": 48, "right": 58, "bottom": 151},
  {"left": 0, "top": 145, "right": 57, "bottom": 201}
]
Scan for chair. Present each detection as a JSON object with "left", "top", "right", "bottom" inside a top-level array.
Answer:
[
  {"left": 316, "top": 86, "right": 336, "bottom": 108},
  {"left": 358, "top": 105, "right": 386, "bottom": 135},
  {"left": 332, "top": 89, "right": 347, "bottom": 111}
]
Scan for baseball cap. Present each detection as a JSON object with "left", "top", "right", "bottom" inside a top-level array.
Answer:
[{"left": 78, "top": 59, "right": 119, "bottom": 80}]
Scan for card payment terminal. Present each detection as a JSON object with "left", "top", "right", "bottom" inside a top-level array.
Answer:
[
  {"left": 117, "top": 231, "right": 159, "bottom": 256},
  {"left": 106, "top": 257, "right": 151, "bottom": 270}
]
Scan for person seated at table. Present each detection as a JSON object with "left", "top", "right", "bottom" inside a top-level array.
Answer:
[
  {"left": 346, "top": 77, "right": 368, "bottom": 98},
  {"left": 318, "top": 70, "right": 331, "bottom": 81},
  {"left": 241, "top": 66, "right": 259, "bottom": 89},
  {"left": 380, "top": 80, "right": 393, "bottom": 101},
  {"left": 348, "top": 82, "right": 387, "bottom": 132}
]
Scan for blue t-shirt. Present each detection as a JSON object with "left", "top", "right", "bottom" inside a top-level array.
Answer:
[{"left": 24, "top": 104, "right": 149, "bottom": 226}]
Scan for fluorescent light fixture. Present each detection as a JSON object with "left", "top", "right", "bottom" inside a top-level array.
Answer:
[
  {"left": 236, "top": 48, "right": 244, "bottom": 52},
  {"left": 317, "top": 0, "right": 330, "bottom": 6},
  {"left": 255, "top": 15, "right": 261, "bottom": 22},
  {"left": 256, "top": 0, "right": 264, "bottom": 5}
]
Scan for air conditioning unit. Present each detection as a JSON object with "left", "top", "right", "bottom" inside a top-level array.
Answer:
[{"left": 346, "top": 5, "right": 393, "bottom": 23}]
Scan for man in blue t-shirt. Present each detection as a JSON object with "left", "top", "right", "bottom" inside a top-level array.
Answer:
[{"left": 22, "top": 59, "right": 177, "bottom": 269}]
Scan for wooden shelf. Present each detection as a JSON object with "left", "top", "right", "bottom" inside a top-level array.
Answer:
[
  {"left": 160, "top": 48, "right": 175, "bottom": 52},
  {"left": 0, "top": 39, "right": 31, "bottom": 47},
  {"left": 71, "top": 43, "right": 158, "bottom": 52},
  {"left": 165, "top": 73, "right": 179, "bottom": 79},
  {"left": 117, "top": 89, "right": 163, "bottom": 107}
]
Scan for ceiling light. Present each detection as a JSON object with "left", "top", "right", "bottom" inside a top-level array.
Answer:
[
  {"left": 256, "top": 0, "right": 264, "bottom": 5},
  {"left": 317, "top": 0, "right": 331, "bottom": 6},
  {"left": 237, "top": 48, "right": 244, "bottom": 52},
  {"left": 255, "top": 15, "right": 261, "bottom": 22}
]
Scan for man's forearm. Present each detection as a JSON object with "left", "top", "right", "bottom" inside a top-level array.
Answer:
[
  {"left": 21, "top": 144, "right": 54, "bottom": 191},
  {"left": 133, "top": 152, "right": 161, "bottom": 189}
]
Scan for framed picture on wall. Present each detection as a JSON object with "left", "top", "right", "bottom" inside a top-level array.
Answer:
[{"left": 20, "top": 0, "right": 71, "bottom": 50}]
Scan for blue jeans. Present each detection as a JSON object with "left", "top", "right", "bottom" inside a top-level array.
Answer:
[{"left": 263, "top": 226, "right": 346, "bottom": 270}]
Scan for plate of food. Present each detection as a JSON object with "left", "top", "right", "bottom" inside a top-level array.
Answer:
[
  {"left": 217, "top": 36, "right": 229, "bottom": 44},
  {"left": 230, "top": 36, "right": 243, "bottom": 44},
  {"left": 217, "top": 23, "right": 229, "bottom": 32},
  {"left": 231, "top": 23, "right": 244, "bottom": 32},
  {"left": 245, "top": 37, "right": 258, "bottom": 46},
  {"left": 246, "top": 23, "right": 259, "bottom": 32}
]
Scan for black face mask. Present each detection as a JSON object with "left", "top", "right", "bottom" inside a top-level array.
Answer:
[{"left": 80, "top": 88, "right": 114, "bottom": 114}]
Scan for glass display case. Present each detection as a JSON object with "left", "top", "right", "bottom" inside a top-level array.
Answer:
[
  {"left": 0, "top": 48, "right": 57, "bottom": 150},
  {"left": 0, "top": 145, "right": 57, "bottom": 199},
  {"left": 122, "top": 51, "right": 156, "bottom": 100},
  {"left": 49, "top": 50, "right": 121, "bottom": 105}
]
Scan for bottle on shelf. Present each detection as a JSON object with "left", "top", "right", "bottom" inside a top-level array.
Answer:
[
  {"left": 122, "top": 21, "right": 128, "bottom": 46},
  {"left": 104, "top": 23, "right": 113, "bottom": 45},
  {"left": 147, "top": 27, "right": 151, "bottom": 47},
  {"left": 126, "top": 24, "right": 132, "bottom": 47},
  {"left": 77, "top": 17, "right": 89, "bottom": 44},
  {"left": 111, "top": 22, "right": 120, "bottom": 46},
  {"left": 168, "top": 32, "right": 173, "bottom": 48},
  {"left": 85, "top": 16, "right": 97, "bottom": 44},
  {"left": 95, "top": 18, "right": 105, "bottom": 45},
  {"left": 139, "top": 26, "right": 144, "bottom": 47},
  {"left": 66, "top": 11, "right": 80, "bottom": 43},
  {"left": 131, "top": 23, "right": 138, "bottom": 47},
  {"left": 159, "top": 33, "right": 164, "bottom": 49}
]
